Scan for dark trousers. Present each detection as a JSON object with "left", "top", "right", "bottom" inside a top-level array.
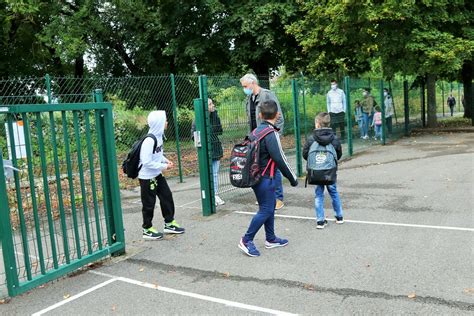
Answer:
[
  {"left": 139, "top": 174, "right": 175, "bottom": 229},
  {"left": 330, "top": 112, "right": 345, "bottom": 140},
  {"left": 244, "top": 177, "right": 276, "bottom": 242},
  {"left": 386, "top": 116, "right": 393, "bottom": 135},
  {"left": 449, "top": 106, "right": 454, "bottom": 116}
]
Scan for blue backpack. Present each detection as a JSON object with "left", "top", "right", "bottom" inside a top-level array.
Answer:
[{"left": 306, "top": 141, "right": 338, "bottom": 185}]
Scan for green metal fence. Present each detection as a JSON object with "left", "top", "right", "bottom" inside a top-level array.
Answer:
[{"left": 0, "top": 100, "right": 124, "bottom": 297}]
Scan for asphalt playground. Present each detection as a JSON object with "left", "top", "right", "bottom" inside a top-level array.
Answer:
[{"left": 0, "top": 132, "right": 473, "bottom": 315}]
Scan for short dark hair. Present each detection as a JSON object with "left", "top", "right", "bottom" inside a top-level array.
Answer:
[
  {"left": 315, "top": 112, "right": 331, "bottom": 128},
  {"left": 260, "top": 100, "right": 278, "bottom": 120},
  {"left": 331, "top": 79, "right": 337, "bottom": 84},
  {"left": 383, "top": 88, "right": 389, "bottom": 92},
  {"left": 375, "top": 105, "right": 381, "bottom": 112}
]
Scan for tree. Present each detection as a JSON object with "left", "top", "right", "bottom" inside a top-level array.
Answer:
[{"left": 288, "top": 0, "right": 474, "bottom": 126}]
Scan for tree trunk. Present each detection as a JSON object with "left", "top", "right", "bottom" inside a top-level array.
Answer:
[
  {"left": 461, "top": 61, "right": 473, "bottom": 119},
  {"left": 426, "top": 74, "right": 437, "bottom": 127},
  {"left": 74, "top": 55, "right": 84, "bottom": 78}
]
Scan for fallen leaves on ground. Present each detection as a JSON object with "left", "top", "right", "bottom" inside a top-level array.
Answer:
[
  {"left": 407, "top": 293, "right": 416, "bottom": 299},
  {"left": 464, "top": 288, "right": 474, "bottom": 294},
  {"left": 139, "top": 267, "right": 144, "bottom": 272},
  {"left": 222, "top": 272, "right": 230, "bottom": 278},
  {"left": 63, "top": 294, "right": 70, "bottom": 299}
]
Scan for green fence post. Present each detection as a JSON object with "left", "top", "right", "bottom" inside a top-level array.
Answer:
[
  {"left": 301, "top": 74, "right": 308, "bottom": 139},
  {"left": 94, "top": 88, "right": 126, "bottom": 255},
  {"left": 380, "top": 80, "right": 386, "bottom": 145},
  {"left": 457, "top": 82, "right": 461, "bottom": 112},
  {"left": 45, "top": 74, "right": 52, "bottom": 104},
  {"left": 421, "top": 80, "right": 426, "bottom": 127},
  {"left": 344, "top": 76, "right": 353, "bottom": 156},
  {"left": 197, "top": 75, "right": 215, "bottom": 215},
  {"left": 193, "top": 98, "right": 215, "bottom": 216},
  {"left": 170, "top": 74, "right": 184, "bottom": 183},
  {"left": 0, "top": 151, "right": 20, "bottom": 296},
  {"left": 441, "top": 81, "right": 445, "bottom": 117},
  {"left": 404, "top": 80, "right": 410, "bottom": 136},
  {"left": 291, "top": 79, "right": 303, "bottom": 177}
]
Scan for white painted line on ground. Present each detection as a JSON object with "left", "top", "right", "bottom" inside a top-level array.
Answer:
[
  {"left": 235, "top": 211, "right": 474, "bottom": 232},
  {"left": 177, "top": 198, "right": 202, "bottom": 208},
  {"left": 32, "top": 278, "right": 118, "bottom": 316},
  {"left": 90, "top": 271, "right": 297, "bottom": 316}
]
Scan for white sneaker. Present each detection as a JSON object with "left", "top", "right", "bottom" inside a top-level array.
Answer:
[{"left": 215, "top": 195, "right": 225, "bottom": 206}]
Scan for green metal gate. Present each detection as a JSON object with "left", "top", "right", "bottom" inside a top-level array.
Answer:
[{"left": 0, "top": 100, "right": 125, "bottom": 297}]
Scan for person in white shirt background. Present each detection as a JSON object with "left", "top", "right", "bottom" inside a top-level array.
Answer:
[
  {"left": 326, "top": 79, "right": 347, "bottom": 141},
  {"left": 383, "top": 88, "right": 394, "bottom": 136}
]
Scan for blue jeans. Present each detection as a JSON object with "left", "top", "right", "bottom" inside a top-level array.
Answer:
[
  {"left": 362, "top": 113, "right": 369, "bottom": 137},
  {"left": 212, "top": 160, "right": 220, "bottom": 193},
  {"left": 274, "top": 169, "right": 283, "bottom": 201},
  {"left": 315, "top": 183, "right": 343, "bottom": 222},
  {"left": 357, "top": 119, "right": 364, "bottom": 137},
  {"left": 375, "top": 125, "right": 382, "bottom": 138},
  {"left": 244, "top": 177, "right": 276, "bottom": 242}
]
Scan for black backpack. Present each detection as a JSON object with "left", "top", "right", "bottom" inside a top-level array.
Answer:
[
  {"left": 122, "top": 134, "right": 157, "bottom": 179},
  {"left": 229, "top": 126, "right": 275, "bottom": 188}
]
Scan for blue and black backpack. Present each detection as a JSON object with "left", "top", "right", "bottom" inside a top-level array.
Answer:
[{"left": 306, "top": 141, "right": 338, "bottom": 186}]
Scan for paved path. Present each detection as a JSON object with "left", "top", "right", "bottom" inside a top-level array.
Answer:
[{"left": 1, "top": 133, "right": 473, "bottom": 315}]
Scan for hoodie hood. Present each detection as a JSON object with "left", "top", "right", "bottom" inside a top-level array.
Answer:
[
  {"left": 313, "top": 128, "right": 335, "bottom": 146},
  {"left": 147, "top": 111, "right": 166, "bottom": 137}
]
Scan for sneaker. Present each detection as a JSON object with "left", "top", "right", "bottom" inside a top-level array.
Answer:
[
  {"left": 275, "top": 199, "right": 285, "bottom": 210},
  {"left": 316, "top": 220, "right": 328, "bottom": 229},
  {"left": 164, "top": 220, "right": 185, "bottom": 234},
  {"left": 215, "top": 195, "right": 225, "bottom": 206},
  {"left": 238, "top": 238, "right": 260, "bottom": 257},
  {"left": 335, "top": 216, "right": 344, "bottom": 224},
  {"left": 143, "top": 227, "right": 163, "bottom": 240},
  {"left": 363, "top": 135, "right": 369, "bottom": 140},
  {"left": 265, "top": 237, "right": 289, "bottom": 249}
]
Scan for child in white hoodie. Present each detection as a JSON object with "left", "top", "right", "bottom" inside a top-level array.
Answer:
[{"left": 139, "top": 111, "right": 185, "bottom": 239}]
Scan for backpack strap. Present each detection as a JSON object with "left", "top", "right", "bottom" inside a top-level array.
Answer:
[
  {"left": 145, "top": 133, "right": 158, "bottom": 152},
  {"left": 261, "top": 159, "right": 274, "bottom": 178},
  {"left": 252, "top": 126, "right": 275, "bottom": 141}
]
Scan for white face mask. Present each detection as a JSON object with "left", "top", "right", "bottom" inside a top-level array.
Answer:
[
  {"left": 363, "top": 91, "right": 368, "bottom": 97},
  {"left": 384, "top": 91, "right": 388, "bottom": 97},
  {"left": 331, "top": 84, "right": 337, "bottom": 90}
]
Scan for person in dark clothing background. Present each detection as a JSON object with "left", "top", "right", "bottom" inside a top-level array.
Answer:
[{"left": 191, "top": 98, "right": 225, "bottom": 206}]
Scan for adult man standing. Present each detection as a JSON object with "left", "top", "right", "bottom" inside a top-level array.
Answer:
[
  {"left": 326, "top": 79, "right": 347, "bottom": 140},
  {"left": 447, "top": 93, "right": 456, "bottom": 116},
  {"left": 240, "top": 73, "right": 286, "bottom": 210}
]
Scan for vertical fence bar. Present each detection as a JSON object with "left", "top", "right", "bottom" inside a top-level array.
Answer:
[
  {"left": 421, "top": 80, "right": 426, "bottom": 127},
  {"left": 45, "top": 74, "right": 52, "bottom": 104},
  {"left": 61, "top": 111, "right": 82, "bottom": 259},
  {"left": 73, "top": 111, "right": 93, "bottom": 255},
  {"left": 441, "top": 82, "right": 445, "bottom": 117},
  {"left": 301, "top": 74, "right": 308, "bottom": 139},
  {"left": 380, "top": 80, "right": 386, "bottom": 145},
  {"left": 0, "top": 151, "right": 20, "bottom": 296},
  {"left": 6, "top": 115, "right": 32, "bottom": 280},
  {"left": 48, "top": 111, "right": 71, "bottom": 264},
  {"left": 170, "top": 74, "right": 183, "bottom": 183},
  {"left": 457, "top": 83, "right": 461, "bottom": 112},
  {"left": 291, "top": 79, "right": 303, "bottom": 177},
  {"left": 94, "top": 89, "right": 113, "bottom": 246},
  {"left": 21, "top": 113, "right": 46, "bottom": 274},
  {"left": 404, "top": 80, "right": 410, "bottom": 136},
  {"left": 35, "top": 113, "right": 59, "bottom": 269},
  {"left": 102, "top": 104, "right": 126, "bottom": 255},
  {"left": 344, "top": 76, "right": 353, "bottom": 156},
  {"left": 84, "top": 111, "right": 103, "bottom": 250},
  {"left": 198, "top": 75, "right": 215, "bottom": 215}
]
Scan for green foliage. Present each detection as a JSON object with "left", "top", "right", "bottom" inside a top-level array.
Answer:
[{"left": 288, "top": 1, "right": 474, "bottom": 79}]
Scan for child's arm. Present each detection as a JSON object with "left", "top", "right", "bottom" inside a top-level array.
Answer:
[{"left": 266, "top": 132, "right": 298, "bottom": 186}]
